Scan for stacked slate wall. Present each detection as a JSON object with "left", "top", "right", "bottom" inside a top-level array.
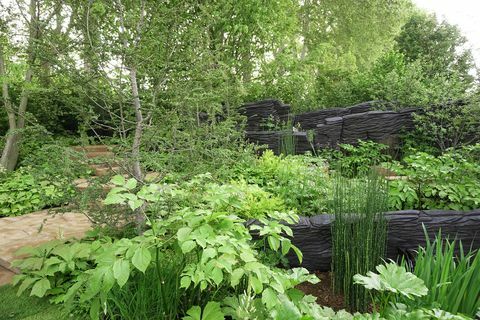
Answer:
[
  {"left": 239, "top": 99, "right": 291, "bottom": 131},
  {"left": 272, "top": 210, "right": 480, "bottom": 271},
  {"left": 241, "top": 99, "right": 418, "bottom": 153}
]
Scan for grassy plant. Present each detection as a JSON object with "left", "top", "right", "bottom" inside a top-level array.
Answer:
[
  {"left": 411, "top": 230, "right": 480, "bottom": 317},
  {"left": 331, "top": 172, "right": 389, "bottom": 312},
  {"left": 106, "top": 254, "right": 186, "bottom": 319}
]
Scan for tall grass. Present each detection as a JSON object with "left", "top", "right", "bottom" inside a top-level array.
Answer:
[
  {"left": 331, "top": 172, "right": 389, "bottom": 312},
  {"left": 412, "top": 229, "right": 480, "bottom": 317},
  {"left": 106, "top": 254, "right": 185, "bottom": 320}
]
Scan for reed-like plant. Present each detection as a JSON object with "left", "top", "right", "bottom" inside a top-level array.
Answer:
[
  {"left": 106, "top": 253, "right": 186, "bottom": 320},
  {"left": 331, "top": 172, "right": 389, "bottom": 312},
  {"left": 412, "top": 230, "right": 480, "bottom": 317}
]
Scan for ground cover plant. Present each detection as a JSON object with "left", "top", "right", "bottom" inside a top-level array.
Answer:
[{"left": 388, "top": 146, "right": 480, "bottom": 210}]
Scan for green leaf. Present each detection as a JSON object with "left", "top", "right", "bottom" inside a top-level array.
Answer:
[
  {"left": 180, "top": 276, "right": 191, "bottom": 289},
  {"left": 17, "top": 277, "right": 37, "bottom": 296},
  {"left": 184, "top": 306, "right": 202, "bottom": 320},
  {"left": 111, "top": 175, "right": 126, "bottom": 186},
  {"left": 183, "top": 302, "right": 224, "bottom": 320},
  {"left": 128, "top": 199, "right": 143, "bottom": 211},
  {"left": 201, "top": 301, "right": 224, "bottom": 320},
  {"left": 104, "top": 193, "right": 125, "bottom": 205},
  {"left": 181, "top": 240, "right": 196, "bottom": 253},
  {"left": 132, "top": 247, "right": 151, "bottom": 273},
  {"left": 250, "top": 275, "right": 263, "bottom": 294},
  {"left": 177, "top": 227, "right": 192, "bottom": 242},
  {"left": 354, "top": 262, "right": 428, "bottom": 299},
  {"left": 262, "top": 287, "right": 279, "bottom": 309},
  {"left": 230, "top": 268, "right": 244, "bottom": 287},
  {"left": 124, "top": 178, "right": 137, "bottom": 190},
  {"left": 30, "top": 278, "right": 51, "bottom": 297},
  {"left": 211, "top": 268, "right": 224, "bottom": 286},
  {"left": 268, "top": 236, "right": 280, "bottom": 251},
  {"left": 113, "top": 259, "right": 130, "bottom": 287}
]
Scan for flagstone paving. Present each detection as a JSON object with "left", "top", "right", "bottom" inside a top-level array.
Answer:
[{"left": 0, "top": 210, "right": 92, "bottom": 285}]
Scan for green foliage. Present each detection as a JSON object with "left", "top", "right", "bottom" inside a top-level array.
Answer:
[
  {"left": 235, "top": 150, "right": 331, "bottom": 215},
  {"left": 387, "top": 148, "right": 480, "bottom": 210},
  {"left": 106, "top": 254, "right": 185, "bottom": 320},
  {"left": 411, "top": 231, "right": 480, "bottom": 317},
  {"left": 331, "top": 173, "right": 389, "bottom": 312},
  {"left": 13, "top": 177, "right": 321, "bottom": 320},
  {"left": 321, "top": 140, "right": 391, "bottom": 177},
  {"left": 354, "top": 262, "right": 428, "bottom": 313},
  {"left": 354, "top": 262, "right": 474, "bottom": 320},
  {"left": 413, "top": 100, "right": 480, "bottom": 152},
  {"left": 0, "top": 167, "right": 75, "bottom": 216},
  {"left": 395, "top": 13, "right": 475, "bottom": 85}
]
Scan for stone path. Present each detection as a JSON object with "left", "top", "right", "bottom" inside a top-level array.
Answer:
[{"left": 0, "top": 210, "right": 92, "bottom": 285}]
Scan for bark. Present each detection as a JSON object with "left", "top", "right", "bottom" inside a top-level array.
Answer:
[
  {"left": 0, "top": 42, "right": 17, "bottom": 171},
  {"left": 0, "top": 0, "right": 38, "bottom": 171},
  {"left": 117, "top": 0, "right": 146, "bottom": 233},
  {"left": 129, "top": 66, "right": 144, "bottom": 182}
]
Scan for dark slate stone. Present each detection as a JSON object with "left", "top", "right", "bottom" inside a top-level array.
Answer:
[{"left": 283, "top": 210, "right": 480, "bottom": 271}]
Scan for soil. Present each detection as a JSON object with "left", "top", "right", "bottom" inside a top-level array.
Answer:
[{"left": 296, "top": 271, "right": 345, "bottom": 310}]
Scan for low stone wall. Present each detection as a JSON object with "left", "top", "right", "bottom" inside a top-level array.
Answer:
[{"left": 279, "top": 209, "right": 480, "bottom": 271}]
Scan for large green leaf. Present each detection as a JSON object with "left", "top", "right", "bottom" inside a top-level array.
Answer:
[{"left": 354, "top": 262, "right": 428, "bottom": 299}]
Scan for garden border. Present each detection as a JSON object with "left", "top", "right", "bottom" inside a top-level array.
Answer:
[{"left": 277, "top": 209, "right": 480, "bottom": 271}]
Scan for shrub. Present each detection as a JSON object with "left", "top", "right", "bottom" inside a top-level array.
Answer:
[{"left": 12, "top": 178, "right": 320, "bottom": 320}]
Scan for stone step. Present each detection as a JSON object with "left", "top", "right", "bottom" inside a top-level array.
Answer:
[
  {"left": 85, "top": 151, "right": 115, "bottom": 159},
  {"left": 0, "top": 265, "right": 15, "bottom": 286},
  {"left": 72, "top": 145, "right": 111, "bottom": 153},
  {"left": 89, "top": 164, "right": 123, "bottom": 177},
  {"left": 74, "top": 178, "right": 114, "bottom": 192}
]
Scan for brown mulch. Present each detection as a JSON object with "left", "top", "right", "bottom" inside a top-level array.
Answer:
[{"left": 296, "top": 272, "right": 345, "bottom": 310}]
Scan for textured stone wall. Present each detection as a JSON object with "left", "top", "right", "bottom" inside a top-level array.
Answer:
[
  {"left": 277, "top": 210, "right": 480, "bottom": 271},
  {"left": 241, "top": 99, "right": 417, "bottom": 152}
]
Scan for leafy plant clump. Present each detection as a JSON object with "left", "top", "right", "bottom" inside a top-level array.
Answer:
[
  {"left": 354, "top": 262, "right": 473, "bottom": 320},
  {"left": 12, "top": 177, "right": 322, "bottom": 319},
  {"left": 320, "top": 140, "right": 392, "bottom": 177},
  {"left": 0, "top": 167, "right": 75, "bottom": 216},
  {"left": 388, "top": 146, "right": 480, "bottom": 210},
  {"left": 234, "top": 150, "right": 331, "bottom": 215}
]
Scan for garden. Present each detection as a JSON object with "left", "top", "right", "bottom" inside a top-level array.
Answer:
[{"left": 1, "top": 0, "right": 480, "bottom": 319}]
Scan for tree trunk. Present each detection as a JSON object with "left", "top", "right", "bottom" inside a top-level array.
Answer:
[
  {"left": 0, "top": 0, "right": 37, "bottom": 171},
  {"left": 129, "top": 66, "right": 144, "bottom": 182}
]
